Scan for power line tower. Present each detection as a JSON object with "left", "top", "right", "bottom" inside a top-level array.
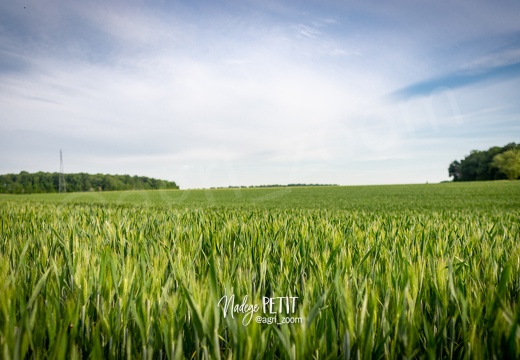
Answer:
[{"left": 59, "top": 149, "right": 66, "bottom": 193}]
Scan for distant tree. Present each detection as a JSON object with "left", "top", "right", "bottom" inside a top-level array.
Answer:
[
  {"left": 492, "top": 149, "right": 520, "bottom": 180},
  {"left": 487, "top": 146, "right": 507, "bottom": 179},
  {"left": 448, "top": 160, "right": 462, "bottom": 181},
  {"left": 449, "top": 142, "right": 519, "bottom": 181}
]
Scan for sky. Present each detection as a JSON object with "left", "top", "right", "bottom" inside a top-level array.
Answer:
[{"left": 1, "top": 0, "right": 519, "bottom": 189}]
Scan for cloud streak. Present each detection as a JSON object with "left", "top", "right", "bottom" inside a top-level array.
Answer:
[{"left": 390, "top": 43, "right": 520, "bottom": 99}]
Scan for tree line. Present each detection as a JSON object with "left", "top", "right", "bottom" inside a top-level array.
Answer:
[
  {"left": 448, "top": 142, "right": 520, "bottom": 181},
  {"left": 0, "top": 172, "right": 179, "bottom": 194}
]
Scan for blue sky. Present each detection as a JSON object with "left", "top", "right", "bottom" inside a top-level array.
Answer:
[{"left": 1, "top": 0, "right": 519, "bottom": 188}]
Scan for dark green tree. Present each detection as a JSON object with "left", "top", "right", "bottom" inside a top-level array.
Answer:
[
  {"left": 449, "top": 142, "right": 519, "bottom": 181},
  {"left": 448, "top": 160, "right": 462, "bottom": 181}
]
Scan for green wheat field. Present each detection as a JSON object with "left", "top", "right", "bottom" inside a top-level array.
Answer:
[{"left": 1, "top": 181, "right": 519, "bottom": 359}]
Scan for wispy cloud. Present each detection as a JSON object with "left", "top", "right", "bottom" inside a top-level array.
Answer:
[
  {"left": 389, "top": 38, "right": 520, "bottom": 100},
  {"left": 390, "top": 61, "right": 520, "bottom": 100}
]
